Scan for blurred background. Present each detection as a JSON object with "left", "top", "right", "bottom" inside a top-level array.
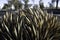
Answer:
[
  {"left": 0, "top": 0, "right": 60, "bottom": 9},
  {"left": 0, "top": 0, "right": 60, "bottom": 17}
]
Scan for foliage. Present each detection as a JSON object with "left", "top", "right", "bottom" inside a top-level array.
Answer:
[
  {"left": 23, "top": 0, "right": 29, "bottom": 9},
  {"left": 8, "top": 0, "right": 23, "bottom": 10},
  {"left": 2, "top": 4, "right": 9, "bottom": 10},
  {"left": 2, "top": 0, "right": 23, "bottom": 10},
  {"left": 2, "top": 0, "right": 45, "bottom": 10},
  {"left": 39, "top": 0, "right": 44, "bottom": 10},
  {"left": 51, "top": 0, "right": 60, "bottom": 9}
]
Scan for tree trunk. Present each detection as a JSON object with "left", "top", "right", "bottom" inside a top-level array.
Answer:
[{"left": 56, "top": 0, "right": 59, "bottom": 9}]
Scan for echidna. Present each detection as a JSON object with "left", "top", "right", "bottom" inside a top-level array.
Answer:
[{"left": 0, "top": 8, "right": 60, "bottom": 40}]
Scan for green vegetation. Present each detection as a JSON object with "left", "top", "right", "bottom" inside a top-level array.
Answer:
[
  {"left": 49, "top": 0, "right": 60, "bottom": 9},
  {"left": 2, "top": 0, "right": 44, "bottom": 10},
  {"left": 2, "top": 0, "right": 60, "bottom": 10}
]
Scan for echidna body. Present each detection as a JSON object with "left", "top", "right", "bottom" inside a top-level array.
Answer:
[{"left": 0, "top": 8, "right": 60, "bottom": 40}]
